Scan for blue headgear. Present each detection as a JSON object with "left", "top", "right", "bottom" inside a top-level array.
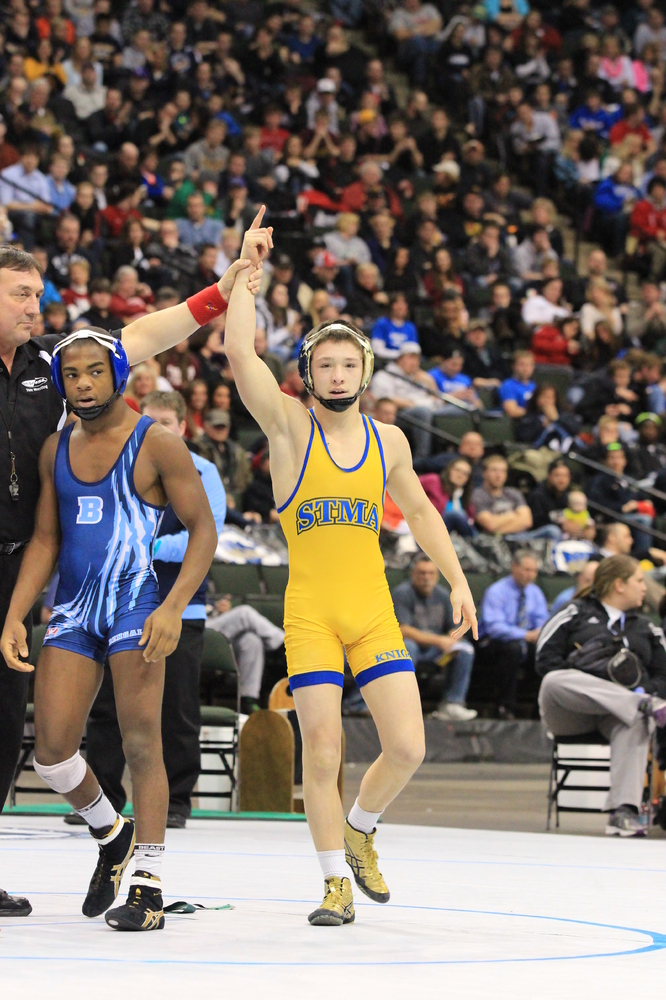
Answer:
[
  {"left": 51, "top": 330, "right": 130, "bottom": 421},
  {"left": 297, "top": 321, "right": 374, "bottom": 412}
]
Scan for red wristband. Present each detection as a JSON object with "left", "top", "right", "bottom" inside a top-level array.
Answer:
[{"left": 186, "top": 283, "right": 228, "bottom": 327}]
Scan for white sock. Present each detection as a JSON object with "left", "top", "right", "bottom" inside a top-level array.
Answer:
[
  {"left": 76, "top": 789, "right": 118, "bottom": 832},
  {"left": 347, "top": 798, "right": 382, "bottom": 835},
  {"left": 133, "top": 844, "right": 165, "bottom": 881},
  {"left": 317, "top": 849, "right": 347, "bottom": 880}
]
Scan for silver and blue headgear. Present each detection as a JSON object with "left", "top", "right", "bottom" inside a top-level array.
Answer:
[
  {"left": 51, "top": 330, "right": 130, "bottom": 421},
  {"left": 297, "top": 321, "right": 374, "bottom": 412}
]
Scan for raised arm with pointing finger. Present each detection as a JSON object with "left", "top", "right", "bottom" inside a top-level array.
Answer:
[{"left": 119, "top": 209, "right": 269, "bottom": 365}]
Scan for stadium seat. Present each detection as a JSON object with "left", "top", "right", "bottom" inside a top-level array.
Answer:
[
  {"left": 198, "top": 704, "right": 238, "bottom": 812},
  {"left": 479, "top": 415, "right": 515, "bottom": 445},
  {"left": 385, "top": 567, "right": 409, "bottom": 591},
  {"left": 246, "top": 595, "right": 285, "bottom": 629},
  {"left": 236, "top": 426, "right": 265, "bottom": 452},
  {"left": 201, "top": 628, "right": 241, "bottom": 713},
  {"left": 209, "top": 562, "right": 263, "bottom": 597},
  {"left": 29, "top": 623, "right": 47, "bottom": 666},
  {"left": 537, "top": 575, "right": 574, "bottom": 605},
  {"left": 262, "top": 565, "right": 289, "bottom": 594},
  {"left": 432, "top": 414, "right": 475, "bottom": 439},
  {"left": 466, "top": 572, "right": 494, "bottom": 607}
]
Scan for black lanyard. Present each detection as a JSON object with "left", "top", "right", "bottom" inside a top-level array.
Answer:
[{"left": 0, "top": 371, "right": 20, "bottom": 502}]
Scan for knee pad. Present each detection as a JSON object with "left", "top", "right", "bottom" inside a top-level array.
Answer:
[{"left": 33, "top": 751, "right": 87, "bottom": 794}]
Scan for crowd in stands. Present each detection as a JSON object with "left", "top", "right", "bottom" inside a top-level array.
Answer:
[{"left": 7, "top": 0, "right": 666, "bottom": 718}]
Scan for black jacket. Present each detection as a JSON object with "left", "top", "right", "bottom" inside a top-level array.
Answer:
[{"left": 535, "top": 595, "right": 666, "bottom": 697}]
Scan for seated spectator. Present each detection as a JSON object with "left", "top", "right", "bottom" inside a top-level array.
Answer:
[
  {"left": 183, "top": 117, "right": 229, "bottom": 179},
  {"left": 629, "top": 176, "right": 666, "bottom": 282},
  {"left": 243, "top": 447, "right": 278, "bottom": 524},
  {"left": 587, "top": 443, "right": 654, "bottom": 555},
  {"left": 509, "top": 102, "right": 561, "bottom": 196},
  {"left": 176, "top": 191, "right": 224, "bottom": 250},
  {"left": 280, "top": 360, "right": 310, "bottom": 404},
  {"left": 324, "top": 212, "right": 371, "bottom": 267},
  {"left": 392, "top": 555, "right": 477, "bottom": 721},
  {"left": 550, "top": 560, "right": 600, "bottom": 612},
  {"left": 581, "top": 278, "right": 625, "bottom": 341},
  {"left": 428, "top": 346, "right": 482, "bottom": 411},
  {"left": 60, "top": 257, "right": 91, "bottom": 322},
  {"left": 207, "top": 596, "right": 285, "bottom": 716},
  {"left": 199, "top": 408, "right": 252, "bottom": 499},
  {"left": 527, "top": 459, "right": 591, "bottom": 538},
  {"left": 109, "top": 265, "right": 154, "bottom": 324},
  {"left": 593, "top": 162, "right": 641, "bottom": 257},
  {"left": 369, "top": 342, "right": 441, "bottom": 458},
  {"left": 577, "top": 359, "right": 646, "bottom": 426},
  {"left": 513, "top": 226, "right": 559, "bottom": 284},
  {"left": 516, "top": 384, "right": 580, "bottom": 452},
  {"left": 47, "top": 154, "right": 75, "bottom": 214},
  {"left": 536, "top": 555, "right": 666, "bottom": 837},
  {"left": 522, "top": 278, "right": 572, "bottom": 328},
  {"left": 422, "top": 247, "right": 464, "bottom": 306},
  {"left": 182, "top": 378, "right": 209, "bottom": 440},
  {"left": 370, "top": 292, "right": 419, "bottom": 359},
  {"left": 255, "top": 282, "right": 302, "bottom": 362},
  {"left": 461, "top": 222, "right": 515, "bottom": 308},
  {"left": 569, "top": 88, "right": 617, "bottom": 141},
  {"left": 366, "top": 211, "right": 400, "bottom": 275},
  {"left": 486, "top": 281, "right": 526, "bottom": 351},
  {"left": 625, "top": 282, "right": 666, "bottom": 349},
  {"left": 157, "top": 336, "right": 201, "bottom": 390},
  {"left": 63, "top": 59, "right": 106, "bottom": 120},
  {"left": 478, "top": 550, "right": 549, "bottom": 719},
  {"left": 472, "top": 453, "right": 560, "bottom": 541},
  {"left": 419, "top": 457, "right": 476, "bottom": 537},
  {"left": 499, "top": 350, "right": 536, "bottom": 419},
  {"left": 43, "top": 301, "right": 69, "bottom": 337},
  {"left": 0, "top": 142, "right": 51, "bottom": 250},
  {"left": 532, "top": 315, "right": 581, "bottom": 366},
  {"left": 628, "top": 412, "right": 666, "bottom": 479},
  {"left": 389, "top": 0, "right": 442, "bottom": 88},
  {"left": 344, "top": 263, "right": 389, "bottom": 329},
  {"left": 124, "top": 364, "right": 159, "bottom": 413},
  {"left": 461, "top": 319, "right": 508, "bottom": 388}
]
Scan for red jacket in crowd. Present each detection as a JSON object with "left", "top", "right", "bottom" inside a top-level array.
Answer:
[
  {"left": 531, "top": 324, "right": 572, "bottom": 366},
  {"left": 629, "top": 197, "right": 666, "bottom": 246}
]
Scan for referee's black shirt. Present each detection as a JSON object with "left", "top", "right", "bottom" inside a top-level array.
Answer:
[{"left": 0, "top": 334, "right": 66, "bottom": 543}]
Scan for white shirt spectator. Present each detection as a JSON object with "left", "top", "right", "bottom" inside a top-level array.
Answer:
[
  {"left": 521, "top": 293, "right": 570, "bottom": 327},
  {"left": 371, "top": 361, "right": 438, "bottom": 410},
  {"left": 510, "top": 110, "right": 561, "bottom": 154},
  {"left": 323, "top": 230, "right": 371, "bottom": 266},
  {"left": 63, "top": 80, "right": 107, "bottom": 120},
  {"left": 389, "top": 4, "right": 442, "bottom": 37},
  {"left": 580, "top": 302, "right": 624, "bottom": 339}
]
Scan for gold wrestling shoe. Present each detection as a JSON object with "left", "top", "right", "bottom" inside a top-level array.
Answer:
[
  {"left": 344, "top": 819, "right": 390, "bottom": 903},
  {"left": 308, "top": 876, "right": 355, "bottom": 926}
]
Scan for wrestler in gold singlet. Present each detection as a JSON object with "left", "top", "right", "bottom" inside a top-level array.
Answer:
[{"left": 279, "top": 409, "right": 413, "bottom": 690}]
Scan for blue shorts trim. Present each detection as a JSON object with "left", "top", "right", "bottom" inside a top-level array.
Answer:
[
  {"left": 289, "top": 670, "right": 345, "bottom": 690},
  {"left": 355, "top": 659, "right": 414, "bottom": 688}
]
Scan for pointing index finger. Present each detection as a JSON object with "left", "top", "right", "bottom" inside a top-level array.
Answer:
[{"left": 250, "top": 205, "right": 266, "bottom": 229}]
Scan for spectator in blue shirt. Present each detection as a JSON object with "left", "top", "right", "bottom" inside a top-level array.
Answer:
[
  {"left": 370, "top": 292, "right": 419, "bottom": 359},
  {"left": 478, "top": 550, "right": 549, "bottom": 718},
  {"left": 499, "top": 350, "right": 537, "bottom": 418},
  {"left": 569, "top": 90, "right": 618, "bottom": 141},
  {"left": 593, "top": 163, "right": 641, "bottom": 257},
  {"left": 176, "top": 191, "right": 224, "bottom": 249},
  {"left": 429, "top": 345, "right": 482, "bottom": 409},
  {"left": 550, "top": 560, "right": 599, "bottom": 612}
]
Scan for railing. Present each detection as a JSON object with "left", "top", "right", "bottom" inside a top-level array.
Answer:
[{"left": 568, "top": 450, "right": 666, "bottom": 505}]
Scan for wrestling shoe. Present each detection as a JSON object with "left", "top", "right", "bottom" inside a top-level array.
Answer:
[
  {"left": 82, "top": 816, "right": 135, "bottom": 918},
  {"left": 0, "top": 889, "right": 32, "bottom": 916},
  {"left": 344, "top": 819, "right": 390, "bottom": 903},
  {"left": 605, "top": 806, "right": 646, "bottom": 837},
  {"left": 639, "top": 695, "right": 666, "bottom": 727},
  {"left": 308, "top": 876, "right": 354, "bottom": 926},
  {"left": 105, "top": 872, "right": 165, "bottom": 931}
]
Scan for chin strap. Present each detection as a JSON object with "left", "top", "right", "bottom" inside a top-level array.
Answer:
[
  {"left": 70, "top": 389, "right": 120, "bottom": 422},
  {"left": 315, "top": 392, "right": 360, "bottom": 412}
]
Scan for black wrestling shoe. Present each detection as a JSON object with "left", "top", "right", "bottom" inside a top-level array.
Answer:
[
  {"left": 105, "top": 872, "right": 165, "bottom": 931},
  {"left": 82, "top": 816, "right": 135, "bottom": 918},
  {"left": 0, "top": 889, "right": 32, "bottom": 916},
  {"left": 240, "top": 696, "right": 261, "bottom": 715}
]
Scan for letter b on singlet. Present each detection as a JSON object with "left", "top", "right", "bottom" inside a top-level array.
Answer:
[{"left": 77, "top": 496, "right": 104, "bottom": 524}]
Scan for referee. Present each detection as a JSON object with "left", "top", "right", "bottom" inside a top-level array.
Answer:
[{"left": 0, "top": 227, "right": 266, "bottom": 914}]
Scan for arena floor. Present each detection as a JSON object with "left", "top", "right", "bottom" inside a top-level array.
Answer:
[{"left": 1, "top": 816, "right": 665, "bottom": 1000}]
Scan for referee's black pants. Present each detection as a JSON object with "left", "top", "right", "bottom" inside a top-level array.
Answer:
[
  {"left": 0, "top": 550, "right": 33, "bottom": 811},
  {"left": 86, "top": 620, "right": 204, "bottom": 819}
]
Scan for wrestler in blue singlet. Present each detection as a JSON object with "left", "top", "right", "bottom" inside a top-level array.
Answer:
[{"left": 43, "top": 414, "right": 165, "bottom": 663}]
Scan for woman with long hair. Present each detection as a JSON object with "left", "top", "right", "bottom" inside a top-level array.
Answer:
[
  {"left": 110, "top": 218, "right": 150, "bottom": 276},
  {"left": 419, "top": 458, "right": 477, "bottom": 536},
  {"left": 423, "top": 247, "right": 464, "bottom": 306},
  {"left": 181, "top": 378, "right": 210, "bottom": 440},
  {"left": 516, "top": 384, "right": 580, "bottom": 450},
  {"left": 124, "top": 364, "right": 158, "bottom": 413},
  {"left": 255, "top": 282, "right": 302, "bottom": 361}
]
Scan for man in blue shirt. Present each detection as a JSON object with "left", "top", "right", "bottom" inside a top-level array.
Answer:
[
  {"left": 569, "top": 90, "right": 618, "bottom": 141},
  {"left": 176, "top": 191, "right": 224, "bottom": 249},
  {"left": 478, "top": 550, "right": 549, "bottom": 719},
  {"left": 81, "top": 390, "right": 226, "bottom": 829},
  {"left": 370, "top": 293, "right": 419, "bottom": 359},
  {"left": 499, "top": 350, "right": 537, "bottom": 419},
  {"left": 429, "top": 345, "right": 482, "bottom": 409}
]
